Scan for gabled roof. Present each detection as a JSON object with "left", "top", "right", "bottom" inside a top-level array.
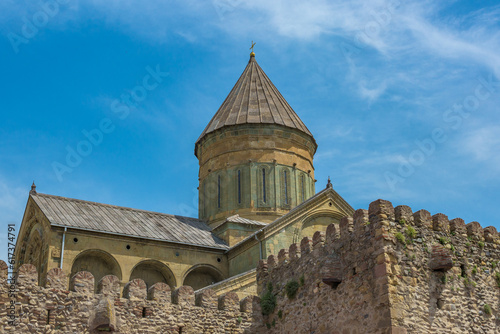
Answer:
[
  {"left": 31, "top": 193, "right": 228, "bottom": 250},
  {"left": 196, "top": 54, "right": 314, "bottom": 145},
  {"left": 227, "top": 186, "right": 354, "bottom": 252}
]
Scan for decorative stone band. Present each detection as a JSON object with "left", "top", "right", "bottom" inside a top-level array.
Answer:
[{"left": 3, "top": 264, "right": 258, "bottom": 312}]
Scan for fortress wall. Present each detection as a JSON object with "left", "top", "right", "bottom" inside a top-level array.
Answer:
[
  {"left": 255, "top": 199, "right": 500, "bottom": 334},
  {"left": 0, "top": 263, "right": 262, "bottom": 334}
]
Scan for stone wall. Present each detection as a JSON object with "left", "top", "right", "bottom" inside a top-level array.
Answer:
[
  {"left": 254, "top": 199, "right": 500, "bottom": 333},
  {"left": 0, "top": 264, "right": 262, "bottom": 333},
  {"left": 4, "top": 198, "right": 500, "bottom": 333}
]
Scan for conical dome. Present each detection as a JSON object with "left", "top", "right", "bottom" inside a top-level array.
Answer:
[
  {"left": 196, "top": 54, "right": 315, "bottom": 151},
  {"left": 195, "top": 54, "right": 317, "bottom": 227}
]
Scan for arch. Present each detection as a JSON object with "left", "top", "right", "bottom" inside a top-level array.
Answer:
[
  {"left": 182, "top": 264, "right": 225, "bottom": 291},
  {"left": 295, "top": 212, "right": 344, "bottom": 242},
  {"left": 129, "top": 259, "right": 176, "bottom": 290},
  {"left": 70, "top": 249, "right": 122, "bottom": 292},
  {"left": 24, "top": 224, "right": 43, "bottom": 283}
]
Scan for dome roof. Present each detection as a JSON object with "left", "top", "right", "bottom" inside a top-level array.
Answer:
[{"left": 196, "top": 54, "right": 314, "bottom": 146}]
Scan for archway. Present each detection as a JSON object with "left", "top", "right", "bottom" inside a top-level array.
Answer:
[
  {"left": 70, "top": 249, "right": 122, "bottom": 292},
  {"left": 183, "top": 264, "right": 224, "bottom": 290},
  {"left": 297, "top": 213, "right": 342, "bottom": 242},
  {"left": 24, "top": 226, "right": 43, "bottom": 283},
  {"left": 129, "top": 260, "right": 176, "bottom": 290}
]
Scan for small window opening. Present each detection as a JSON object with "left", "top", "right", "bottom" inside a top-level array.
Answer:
[
  {"left": 284, "top": 170, "right": 288, "bottom": 205},
  {"left": 73, "top": 238, "right": 78, "bottom": 243},
  {"left": 237, "top": 170, "right": 241, "bottom": 204},
  {"left": 142, "top": 307, "right": 147, "bottom": 318},
  {"left": 217, "top": 257, "right": 222, "bottom": 263},
  {"left": 352, "top": 267, "right": 357, "bottom": 276},
  {"left": 126, "top": 245, "right": 131, "bottom": 250},
  {"left": 262, "top": 169, "right": 266, "bottom": 203},
  {"left": 217, "top": 175, "right": 221, "bottom": 208},
  {"left": 46, "top": 309, "right": 51, "bottom": 324},
  {"left": 179, "top": 326, "right": 183, "bottom": 334},
  {"left": 301, "top": 175, "right": 305, "bottom": 202}
]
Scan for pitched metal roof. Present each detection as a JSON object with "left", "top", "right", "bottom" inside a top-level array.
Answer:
[
  {"left": 196, "top": 54, "right": 314, "bottom": 144},
  {"left": 31, "top": 193, "right": 228, "bottom": 250}
]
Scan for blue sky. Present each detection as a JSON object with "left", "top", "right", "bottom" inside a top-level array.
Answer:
[{"left": 1, "top": 0, "right": 499, "bottom": 263}]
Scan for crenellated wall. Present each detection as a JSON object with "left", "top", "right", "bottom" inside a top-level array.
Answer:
[
  {"left": 3, "top": 198, "right": 500, "bottom": 333},
  {"left": 0, "top": 263, "right": 262, "bottom": 333},
  {"left": 254, "top": 199, "right": 500, "bottom": 333}
]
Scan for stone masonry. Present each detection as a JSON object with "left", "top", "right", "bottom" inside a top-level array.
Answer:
[
  {"left": 255, "top": 199, "right": 500, "bottom": 333},
  {"left": 2, "top": 198, "right": 500, "bottom": 333},
  {"left": 0, "top": 264, "right": 262, "bottom": 333}
]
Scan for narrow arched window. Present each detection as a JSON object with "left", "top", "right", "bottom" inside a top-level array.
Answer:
[
  {"left": 301, "top": 174, "right": 305, "bottom": 203},
  {"left": 284, "top": 170, "right": 288, "bottom": 204},
  {"left": 262, "top": 168, "right": 266, "bottom": 203},
  {"left": 237, "top": 170, "right": 241, "bottom": 204},
  {"left": 217, "top": 175, "right": 221, "bottom": 209}
]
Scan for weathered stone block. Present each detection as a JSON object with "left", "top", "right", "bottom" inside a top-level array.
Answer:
[
  {"left": 278, "top": 248, "right": 289, "bottom": 264},
  {"left": 172, "top": 286, "right": 195, "bottom": 306},
  {"left": 288, "top": 243, "right": 300, "bottom": 260},
  {"left": 240, "top": 295, "right": 259, "bottom": 313},
  {"left": 483, "top": 226, "right": 498, "bottom": 243},
  {"left": 320, "top": 256, "right": 342, "bottom": 288},
  {"left": 395, "top": 205, "right": 413, "bottom": 225},
  {"left": 17, "top": 264, "right": 38, "bottom": 287},
  {"left": 71, "top": 271, "right": 94, "bottom": 295},
  {"left": 195, "top": 288, "right": 217, "bottom": 308},
  {"left": 432, "top": 213, "right": 449, "bottom": 232},
  {"left": 466, "top": 221, "right": 483, "bottom": 240},
  {"left": 257, "top": 259, "right": 268, "bottom": 275},
  {"left": 218, "top": 292, "right": 239, "bottom": 311},
  {"left": 97, "top": 275, "right": 120, "bottom": 298},
  {"left": 339, "top": 217, "right": 353, "bottom": 237},
  {"left": 449, "top": 218, "right": 466, "bottom": 235},
  {"left": 45, "top": 268, "right": 67, "bottom": 290},
  {"left": 267, "top": 254, "right": 277, "bottom": 269},
  {"left": 300, "top": 237, "right": 313, "bottom": 255},
  {"left": 429, "top": 244, "right": 453, "bottom": 272},
  {"left": 312, "top": 231, "right": 325, "bottom": 248},
  {"left": 89, "top": 297, "right": 116, "bottom": 332},
  {"left": 353, "top": 209, "right": 368, "bottom": 233},
  {"left": 123, "top": 278, "right": 147, "bottom": 300},
  {"left": 325, "top": 223, "right": 339, "bottom": 244},
  {"left": 368, "top": 199, "right": 395, "bottom": 222},
  {"left": 0, "top": 260, "right": 7, "bottom": 280},
  {"left": 413, "top": 209, "right": 431, "bottom": 228},
  {"left": 148, "top": 282, "right": 171, "bottom": 302}
]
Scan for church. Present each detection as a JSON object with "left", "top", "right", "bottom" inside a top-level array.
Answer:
[{"left": 14, "top": 51, "right": 354, "bottom": 298}]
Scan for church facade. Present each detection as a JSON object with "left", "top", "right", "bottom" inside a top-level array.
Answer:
[{"left": 14, "top": 52, "right": 354, "bottom": 297}]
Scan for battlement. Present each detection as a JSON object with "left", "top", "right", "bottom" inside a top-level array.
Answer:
[
  {"left": 256, "top": 199, "right": 500, "bottom": 333},
  {"left": 0, "top": 263, "right": 261, "bottom": 333}
]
